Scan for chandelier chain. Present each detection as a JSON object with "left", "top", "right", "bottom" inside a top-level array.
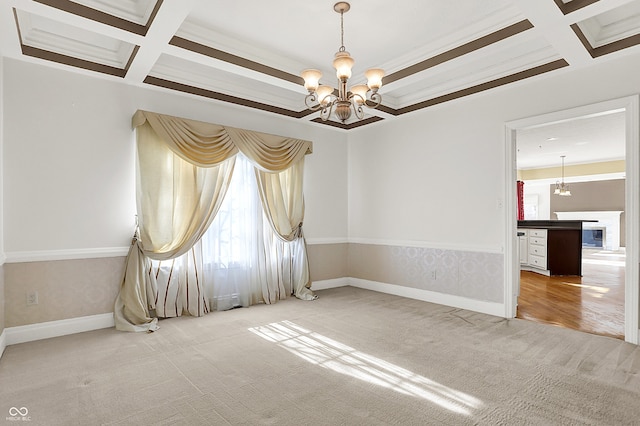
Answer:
[{"left": 339, "top": 10, "right": 345, "bottom": 52}]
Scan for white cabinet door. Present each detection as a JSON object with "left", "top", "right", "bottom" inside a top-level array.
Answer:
[{"left": 519, "top": 233, "right": 528, "bottom": 264}]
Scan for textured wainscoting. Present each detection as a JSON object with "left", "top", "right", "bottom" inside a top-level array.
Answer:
[
  {"left": 1, "top": 243, "right": 347, "bottom": 331},
  {"left": 4, "top": 257, "right": 125, "bottom": 328},
  {"left": 348, "top": 243, "right": 504, "bottom": 304},
  {"left": 307, "top": 242, "right": 348, "bottom": 282},
  {"left": 1, "top": 242, "right": 505, "bottom": 347}
]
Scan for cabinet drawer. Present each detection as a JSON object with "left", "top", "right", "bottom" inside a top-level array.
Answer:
[
  {"left": 529, "top": 237, "right": 546, "bottom": 246},
  {"left": 528, "top": 254, "right": 547, "bottom": 269},
  {"left": 529, "top": 229, "right": 547, "bottom": 238},
  {"left": 528, "top": 245, "right": 546, "bottom": 256}
]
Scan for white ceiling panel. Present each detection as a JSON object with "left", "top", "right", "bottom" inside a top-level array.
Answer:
[
  {"left": 576, "top": 0, "right": 640, "bottom": 47},
  {"left": 15, "top": 8, "right": 136, "bottom": 68},
  {"left": 70, "top": 0, "right": 158, "bottom": 25},
  {"left": 387, "top": 34, "right": 562, "bottom": 107},
  {"left": 148, "top": 53, "right": 305, "bottom": 111},
  {"left": 517, "top": 110, "right": 626, "bottom": 170}
]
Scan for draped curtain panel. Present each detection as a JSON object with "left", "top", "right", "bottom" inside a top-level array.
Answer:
[
  {"left": 114, "top": 110, "right": 314, "bottom": 332},
  {"left": 517, "top": 180, "right": 525, "bottom": 221},
  {"left": 255, "top": 160, "right": 315, "bottom": 301}
]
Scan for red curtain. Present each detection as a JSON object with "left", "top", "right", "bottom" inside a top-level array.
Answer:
[{"left": 517, "top": 180, "right": 524, "bottom": 220}]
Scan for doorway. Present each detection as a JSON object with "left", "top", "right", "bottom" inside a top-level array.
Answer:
[{"left": 504, "top": 96, "right": 639, "bottom": 344}]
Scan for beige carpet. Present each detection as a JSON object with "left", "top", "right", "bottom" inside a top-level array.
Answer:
[{"left": 1, "top": 286, "right": 640, "bottom": 425}]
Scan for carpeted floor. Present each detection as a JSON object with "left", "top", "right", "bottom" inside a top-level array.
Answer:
[{"left": 1, "top": 286, "right": 639, "bottom": 425}]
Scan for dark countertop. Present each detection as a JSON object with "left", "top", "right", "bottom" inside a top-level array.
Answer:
[{"left": 518, "top": 220, "right": 597, "bottom": 230}]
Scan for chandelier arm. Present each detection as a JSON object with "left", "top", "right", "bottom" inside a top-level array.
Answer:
[
  {"left": 353, "top": 103, "right": 365, "bottom": 120},
  {"left": 366, "top": 92, "right": 382, "bottom": 109},
  {"left": 304, "top": 93, "right": 324, "bottom": 111},
  {"left": 349, "top": 93, "right": 366, "bottom": 105},
  {"left": 320, "top": 101, "right": 335, "bottom": 121}
]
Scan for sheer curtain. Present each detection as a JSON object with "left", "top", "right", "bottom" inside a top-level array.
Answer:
[
  {"left": 152, "top": 154, "right": 311, "bottom": 315},
  {"left": 115, "top": 110, "right": 315, "bottom": 332},
  {"left": 202, "top": 154, "right": 266, "bottom": 311},
  {"left": 202, "top": 154, "right": 293, "bottom": 310}
]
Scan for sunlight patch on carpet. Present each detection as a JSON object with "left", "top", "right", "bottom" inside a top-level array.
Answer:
[{"left": 248, "top": 320, "right": 483, "bottom": 416}]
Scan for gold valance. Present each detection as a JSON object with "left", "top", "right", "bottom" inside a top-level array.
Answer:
[{"left": 132, "top": 110, "right": 313, "bottom": 171}]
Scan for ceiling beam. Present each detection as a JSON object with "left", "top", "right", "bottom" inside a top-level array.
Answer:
[{"left": 124, "top": 0, "right": 201, "bottom": 83}]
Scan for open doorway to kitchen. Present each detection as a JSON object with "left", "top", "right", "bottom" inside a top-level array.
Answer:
[{"left": 504, "top": 96, "right": 639, "bottom": 344}]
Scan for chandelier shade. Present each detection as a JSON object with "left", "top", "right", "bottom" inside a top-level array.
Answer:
[
  {"left": 350, "top": 84, "right": 368, "bottom": 105},
  {"left": 301, "top": 69, "right": 322, "bottom": 92},
  {"left": 333, "top": 51, "right": 354, "bottom": 79},
  {"left": 301, "top": 2, "right": 384, "bottom": 123},
  {"left": 316, "top": 85, "right": 334, "bottom": 106},
  {"left": 365, "top": 68, "right": 385, "bottom": 90}
]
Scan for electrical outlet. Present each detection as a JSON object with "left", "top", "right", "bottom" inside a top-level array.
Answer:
[
  {"left": 430, "top": 270, "right": 437, "bottom": 280},
  {"left": 27, "top": 290, "right": 39, "bottom": 306}
]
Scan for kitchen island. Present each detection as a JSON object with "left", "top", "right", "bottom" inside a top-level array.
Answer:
[{"left": 518, "top": 220, "right": 593, "bottom": 276}]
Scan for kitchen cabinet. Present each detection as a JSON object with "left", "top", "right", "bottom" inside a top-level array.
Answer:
[{"left": 518, "top": 220, "right": 587, "bottom": 276}]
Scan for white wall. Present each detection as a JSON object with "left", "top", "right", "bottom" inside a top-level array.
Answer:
[
  {"left": 522, "top": 181, "right": 551, "bottom": 220},
  {"left": 2, "top": 58, "right": 348, "bottom": 257},
  {"left": 0, "top": 57, "right": 4, "bottom": 254},
  {"left": 4, "top": 49, "right": 640, "bottom": 327},
  {"left": 0, "top": 57, "right": 5, "bottom": 335},
  {"left": 347, "top": 52, "right": 640, "bottom": 252},
  {"left": 0, "top": 57, "right": 4, "bottom": 259},
  {"left": 348, "top": 102, "right": 505, "bottom": 252}
]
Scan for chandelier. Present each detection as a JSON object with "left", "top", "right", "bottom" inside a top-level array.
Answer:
[
  {"left": 300, "top": 2, "right": 384, "bottom": 123},
  {"left": 554, "top": 155, "right": 572, "bottom": 196}
]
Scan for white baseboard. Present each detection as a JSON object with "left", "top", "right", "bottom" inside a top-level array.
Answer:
[
  {"left": 348, "top": 278, "right": 505, "bottom": 317},
  {"left": 311, "top": 278, "right": 349, "bottom": 290},
  {"left": 5, "top": 313, "right": 115, "bottom": 346},
  {"left": 0, "top": 329, "right": 6, "bottom": 360},
  {"left": 0, "top": 279, "right": 503, "bottom": 352}
]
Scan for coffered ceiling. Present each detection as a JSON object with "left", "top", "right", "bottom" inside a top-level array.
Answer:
[{"left": 1, "top": 0, "right": 640, "bottom": 130}]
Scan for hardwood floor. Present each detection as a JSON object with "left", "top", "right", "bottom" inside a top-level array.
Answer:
[{"left": 516, "top": 249, "right": 625, "bottom": 340}]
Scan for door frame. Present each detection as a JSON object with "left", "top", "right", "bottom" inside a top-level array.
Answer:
[{"left": 504, "top": 95, "right": 639, "bottom": 345}]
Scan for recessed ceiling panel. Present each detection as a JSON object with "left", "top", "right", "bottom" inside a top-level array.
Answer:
[
  {"left": 177, "top": 0, "right": 523, "bottom": 83},
  {"left": 2, "top": 0, "right": 639, "bottom": 130},
  {"left": 386, "top": 35, "right": 562, "bottom": 108},
  {"left": 15, "top": 9, "right": 136, "bottom": 70},
  {"left": 554, "top": 0, "right": 600, "bottom": 15},
  {"left": 576, "top": 0, "right": 640, "bottom": 47},
  {"left": 571, "top": 0, "right": 640, "bottom": 57},
  {"left": 69, "top": 0, "right": 158, "bottom": 25},
  {"left": 148, "top": 54, "right": 305, "bottom": 112}
]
